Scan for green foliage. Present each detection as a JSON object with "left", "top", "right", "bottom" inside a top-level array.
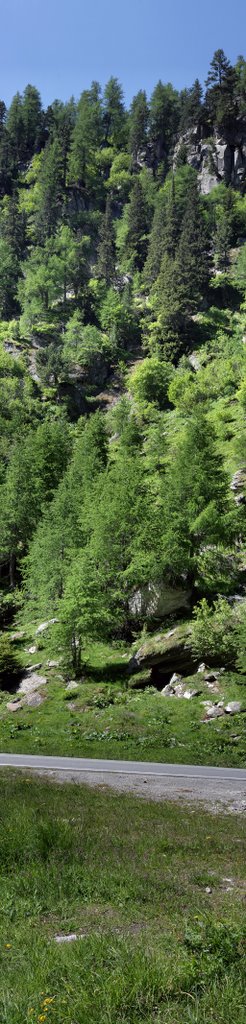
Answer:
[
  {"left": 0, "top": 633, "right": 21, "bottom": 683},
  {"left": 64, "top": 314, "right": 111, "bottom": 374},
  {"left": 0, "top": 56, "right": 246, "bottom": 674},
  {"left": 189, "top": 597, "right": 237, "bottom": 662},
  {"left": 128, "top": 356, "right": 173, "bottom": 409}
]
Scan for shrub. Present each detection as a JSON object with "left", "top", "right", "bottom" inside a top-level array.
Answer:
[
  {"left": 129, "top": 356, "right": 173, "bottom": 409},
  {"left": 189, "top": 597, "right": 237, "bottom": 664},
  {"left": 0, "top": 634, "right": 22, "bottom": 685}
]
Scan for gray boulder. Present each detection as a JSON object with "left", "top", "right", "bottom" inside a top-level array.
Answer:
[
  {"left": 129, "top": 623, "right": 196, "bottom": 681},
  {"left": 6, "top": 700, "right": 21, "bottom": 712},
  {"left": 36, "top": 618, "right": 58, "bottom": 635},
  {"left": 128, "top": 581, "right": 192, "bottom": 622},
  {"left": 225, "top": 701, "right": 242, "bottom": 714},
  {"left": 18, "top": 672, "right": 47, "bottom": 695},
  {"left": 202, "top": 704, "right": 225, "bottom": 721},
  {"left": 24, "top": 692, "right": 44, "bottom": 708}
]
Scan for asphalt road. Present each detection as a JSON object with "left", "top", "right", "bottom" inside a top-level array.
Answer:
[
  {"left": 0, "top": 752, "right": 245, "bottom": 779},
  {"left": 1, "top": 755, "right": 246, "bottom": 811}
]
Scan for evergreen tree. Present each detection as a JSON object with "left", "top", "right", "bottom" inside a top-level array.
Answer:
[
  {"left": 6, "top": 92, "right": 25, "bottom": 165},
  {"left": 69, "top": 83, "right": 103, "bottom": 199},
  {"left": 179, "top": 79, "right": 203, "bottom": 131},
  {"left": 152, "top": 251, "right": 184, "bottom": 360},
  {"left": 162, "top": 409, "right": 232, "bottom": 581},
  {"left": 235, "top": 55, "right": 246, "bottom": 116},
  {"left": 176, "top": 176, "right": 210, "bottom": 317},
  {"left": 22, "top": 84, "right": 43, "bottom": 159},
  {"left": 162, "top": 176, "right": 179, "bottom": 258},
  {"left": 97, "top": 197, "right": 116, "bottom": 285},
  {"left": 125, "top": 178, "right": 150, "bottom": 270},
  {"left": 103, "top": 78, "right": 126, "bottom": 148},
  {"left": 149, "top": 81, "right": 180, "bottom": 174},
  {"left": 46, "top": 98, "right": 76, "bottom": 186},
  {"left": 205, "top": 50, "right": 236, "bottom": 127},
  {"left": 128, "top": 90, "right": 149, "bottom": 165}
]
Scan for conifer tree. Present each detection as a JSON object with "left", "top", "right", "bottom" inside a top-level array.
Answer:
[
  {"left": 128, "top": 90, "right": 149, "bottom": 165},
  {"left": 22, "top": 85, "right": 43, "bottom": 159},
  {"left": 97, "top": 197, "right": 116, "bottom": 285},
  {"left": 205, "top": 50, "right": 236, "bottom": 126},
  {"left": 176, "top": 176, "right": 210, "bottom": 317},
  {"left": 103, "top": 78, "right": 126, "bottom": 148},
  {"left": 125, "top": 178, "right": 150, "bottom": 270}
]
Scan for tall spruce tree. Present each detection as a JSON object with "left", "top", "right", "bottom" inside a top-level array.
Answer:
[
  {"left": 125, "top": 178, "right": 150, "bottom": 271},
  {"left": 97, "top": 197, "right": 116, "bottom": 285},
  {"left": 128, "top": 90, "right": 149, "bottom": 165}
]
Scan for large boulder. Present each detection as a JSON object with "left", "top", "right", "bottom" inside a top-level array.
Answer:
[
  {"left": 18, "top": 672, "right": 47, "bottom": 695},
  {"left": 129, "top": 623, "right": 197, "bottom": 684},
  {"left": 128, "top": 581, "right": 192, "bottom": 623}
]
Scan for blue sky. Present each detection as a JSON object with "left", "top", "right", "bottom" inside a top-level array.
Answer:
[{"left": 1, "top": 0, "right": 246, "bottom": 108}]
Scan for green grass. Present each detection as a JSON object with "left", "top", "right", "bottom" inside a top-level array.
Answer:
[
  {"left": 0, "top": 633, "right": 246, "bottom": 764},
  {"left": 0, "top": 773, "right": 245, "bottom": 1023},
  {"left": 0, "top": 633, "right": 245, "bottom": 766}
]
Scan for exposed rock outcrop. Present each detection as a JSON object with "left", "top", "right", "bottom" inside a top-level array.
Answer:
[
  {"left": 128, "top": 581, "right": 192, "bottom": 623},
  {"left": 129, "top": 623, "right": 196, "bottom": 684},
  {"left": 173, "top": 123, "right": 246, "bottom": 194}
]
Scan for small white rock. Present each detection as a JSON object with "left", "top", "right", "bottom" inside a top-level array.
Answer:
[{"left": 225, "top": 701, "right": 242, "bottom": 714}]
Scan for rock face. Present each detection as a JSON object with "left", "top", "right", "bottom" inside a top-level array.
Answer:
[
  {"left": 129, "top": 623, "right": 196, "bottom": 684},
  {"left": 230, "top": 469, "right": 246, "bottom": 506},
  {"left": 128, "top": 582, "right": 192, "bottom": 623},
  {"left": 173, "top": 124, "right": 246, "bottom": 194}
]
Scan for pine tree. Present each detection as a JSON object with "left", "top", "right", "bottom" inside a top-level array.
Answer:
[
  {"left": 152, "top": 252, "right": 184, "bottom": 360},
  {"left": 179, "top": 79, "right": 203, "bottom": 131},
  {"left": 205, "top": 50, "right": 236, "bottom": 127},
  {"left": 69, "top": 83, "right": 103, "bottom": 199},
  {"left": 162, "top": 176, "right": 179, "bottom": 259},
  {"left": 97, "top": 197, "right": 116, "bottom": 286},
  {"left": 22, "top": 85, "right": 43, "bottom": 159},
  {"left": 162, "top": 409, "right": 231, "bottom": 581},
  {"left": 103, "top": 78, "right": 126, "bottom": 148},
  {"left": 128, "top": 90, "right": 149, "bottom": 165},
  {"left": 176, "top": 176, "right": 210, "bottom": 317},
  {"left": 125, "top": 178, "right": 150, "bottom": 270},
  {"left": 6, "top": 92, "right": 25, "bottom": 164},
  {"left": 34, "top": 137, "right": 64, "bottom": 242},
  {"left": 149, "top": 81, "right": 180, "bottom": 174}
]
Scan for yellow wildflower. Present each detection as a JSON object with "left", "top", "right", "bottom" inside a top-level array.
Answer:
[
  {"left": 5, "top": 944, "right": 11, "bottom": 949},
  {"left": 38, "top": 1016, "right": 46, "bottom": 1023},
  {"left": 43, "top": 997, "right": 55, "bottom": 1005}
]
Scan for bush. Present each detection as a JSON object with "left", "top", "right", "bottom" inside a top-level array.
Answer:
[
  {"left": 189, "top": 597, "right": 237, "bottom": 664},
  {"left": 0, "top": 634, "right": 22, "bottom": 686},
  {"left": 196, "top": 546, "right": 242, "bottom": 598},
  {"left": 129, "top": 357, "right": 173, "bottom": 409}
]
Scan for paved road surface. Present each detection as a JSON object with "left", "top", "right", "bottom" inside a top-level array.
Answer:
[
  {"left": 0, "top": 754, "right": 246, "bottom": 812},
  {"left": 0, "top": 753, "right": 246, "bottom": 780}
]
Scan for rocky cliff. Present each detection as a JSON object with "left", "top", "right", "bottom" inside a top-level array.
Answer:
[{"left": 174, "top": 122, "right": 246, "bottom": 194}]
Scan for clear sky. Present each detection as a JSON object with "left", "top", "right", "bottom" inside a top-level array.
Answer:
[{"left": 1, "top": 0, "right": 246, "bottom": 108}]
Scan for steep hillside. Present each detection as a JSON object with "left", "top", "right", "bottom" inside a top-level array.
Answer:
[{"left": 0, "top": 51, "right": 246, "bottom": 764}]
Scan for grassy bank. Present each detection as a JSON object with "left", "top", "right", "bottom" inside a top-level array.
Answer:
[
  {"left": 0, "top": 635, "right": 246, "bottom": 765},
  {"left": 0, "top": 773, "right": 245, "bottom": 1023}
]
